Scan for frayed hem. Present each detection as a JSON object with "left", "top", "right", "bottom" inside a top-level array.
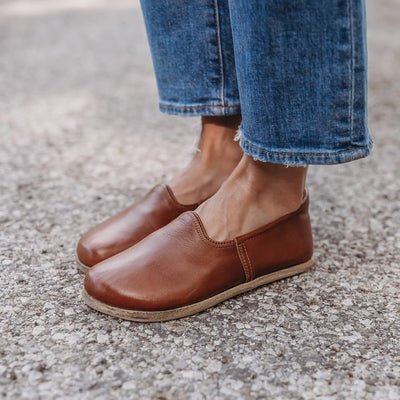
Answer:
[
  {"left": 236, "top": 130, "right": 373, "bottom": 166},
  {"left": 235, "top": 129, "right": 300, "bottom": 165}
]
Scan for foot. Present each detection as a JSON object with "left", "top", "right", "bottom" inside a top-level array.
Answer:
[
  {"left": 197, "top": 154, "right": 308, "bottom": 241},
  {"left": 168, "top": 115, "right": 243, "bottom": 204}
]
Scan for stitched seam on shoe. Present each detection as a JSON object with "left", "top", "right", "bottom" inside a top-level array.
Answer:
[
  {"left": 190, "top": 212, "right": 235, "bottom": 248},
  {"left": 164, "top": 186, "right": 188, "bottom": 210},
  {"left": 242, "top": 243, "right": 253, "bottom": 281},
  {"left": 193, "top": 220, "right": 232, "bottom": 248},
  {"left": 236, "top": 242, "right": 251, "bottom": 282},
  {"left": 237, "top": 202, "right": 306, "bottom": 245},
  {"left": 164, "top": 185, "right": 198, "bottom": 210}
]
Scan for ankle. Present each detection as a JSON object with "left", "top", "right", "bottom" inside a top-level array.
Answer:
[
  {"left": 168, "top": 116, "right": 243, "bottom": 204},
  {"left": 190, "top": 116, "right": 242, "bottom": 172},
  {"left": 196, "top": 117, "right": 242, "bottom": 162},
  {"left": 231, "top": 155, "right": 308, "bottom": 211}
]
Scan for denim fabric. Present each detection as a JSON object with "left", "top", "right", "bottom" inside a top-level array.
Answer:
[
  {"left": 140, "top": 0, "right": 373, "bottom": 165},
  {"left": 140, "top": 0, "right": 241, "bottom": 116}
]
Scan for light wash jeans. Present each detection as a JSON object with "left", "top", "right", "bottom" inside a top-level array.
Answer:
[{"left": 140, "top": 0, "right": 373, "bottom": 165}]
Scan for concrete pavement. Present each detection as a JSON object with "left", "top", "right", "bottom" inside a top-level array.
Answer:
[{"left": 0, "top": 0, "right": 399, "bottom": 398}]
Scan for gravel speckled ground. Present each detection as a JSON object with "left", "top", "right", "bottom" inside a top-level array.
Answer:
[{"left": 0, "top": 1, "right": 399, "bottom": 399}]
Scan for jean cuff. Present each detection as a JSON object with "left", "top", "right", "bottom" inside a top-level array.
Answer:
[
  {"left": 236, "top": 130, "right": 374, "bottom": 166},
  {"left": 159, "top": 100, "right": 241, "bottom": 116}
]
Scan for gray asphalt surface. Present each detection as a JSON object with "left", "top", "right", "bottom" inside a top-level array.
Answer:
[{"left": 0, "top": 0, "right": 399, "bottom": 399}]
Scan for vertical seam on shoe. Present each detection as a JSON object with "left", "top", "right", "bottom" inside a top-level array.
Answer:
[
  {"left": 212, "top": 0, "right": 225, "bottom": 106},
  {"left": 242, "top": 243, "right": 253, "bottom": 281},
  {"left": 235, "top": 241, "right": 251, "bottom": 282}
]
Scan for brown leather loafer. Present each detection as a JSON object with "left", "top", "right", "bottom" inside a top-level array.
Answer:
[
  {"left": 76, "top": 184, "right": 199, "bottom": 273},
  {"left": 83, "top": 193, "right": 313, "bottom": 322}
]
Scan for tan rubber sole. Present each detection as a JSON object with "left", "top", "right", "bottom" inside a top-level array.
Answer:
[
  {"left": 76, "top": 253, "right": 90, "bottom": 274},
  {"left": 82, "top": 258, "right": 314, "bottom": 322}
]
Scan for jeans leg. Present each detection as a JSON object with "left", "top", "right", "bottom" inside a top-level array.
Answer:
[
  {"left": 140, "top": 0, "right": 241, "bottom": 116},
  {"left": 228, "top": 0, "right": 373, "bottom": 165}
]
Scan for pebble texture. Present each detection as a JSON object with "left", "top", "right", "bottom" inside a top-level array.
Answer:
[{"left": 0, "top": 0, "right": 399, "bottom": 399}]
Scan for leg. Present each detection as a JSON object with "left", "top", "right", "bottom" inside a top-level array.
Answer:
[
  {"left": 140, "top": 0, "right": 244, "bottom": 204},
  {"left": 139, "top": 0, "right": 240, "bottom": 115},
  {"left": 168, "top": 115, "right": 243, "bottom": 204},
  {"left": 198, "top": 156, "right": 308, "bottom": 240},
  {"left": 228, "top": 0, "right": 371, "bottom": 165},
  {"left": 199, "top": 0, "right": 372, "bottom": 240}
]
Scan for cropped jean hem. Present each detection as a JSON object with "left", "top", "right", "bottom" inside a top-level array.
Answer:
[
  {"left": 238, "top": 131, "right": 374, "bottom": 166},
  {"left": 159, "top": 100, "right": 241, "bottom": 117}
]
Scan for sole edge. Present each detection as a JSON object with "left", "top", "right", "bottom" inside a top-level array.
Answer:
[
  {"left": 76, "top": 253, "right": 90, "bottom": 274},
  {"left": 82, "top": 258, "right": 314, "bottom": 322}
]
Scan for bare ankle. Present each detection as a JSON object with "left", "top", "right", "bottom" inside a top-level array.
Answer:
[
  {"left": 237, "top": 155, "right": 307, "bottom": 200},
  {"left": 168, "top": 116, "right": 243, "bottom": 204},
  {"left": 196, "top": 115, "right": 243, "bottom": 163}
]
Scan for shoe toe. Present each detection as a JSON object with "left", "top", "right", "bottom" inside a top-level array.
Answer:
[
  {"left": 84, "top": 257, "right": 141, "bottom": 309},
  {"left": 76, "top": 232, "right": 106, "bottom": 268},
  {"left": 84, "top": 262, "right": 109, "bottom": 301}
]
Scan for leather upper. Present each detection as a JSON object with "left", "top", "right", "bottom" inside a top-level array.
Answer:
[
  {"left": 84, "top": 193, "right": 313, "bottom": 311},
  {"left": 76, "top": 184, "right": 199, "bottom": 267}
]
